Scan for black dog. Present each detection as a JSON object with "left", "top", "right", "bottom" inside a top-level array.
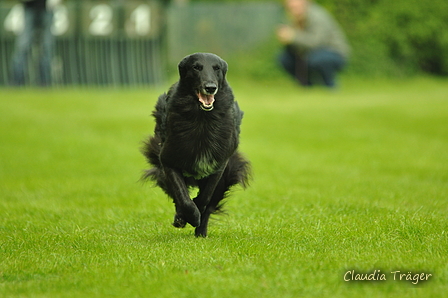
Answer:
[{"left": 141, "top": 53, "right": 250, "bottom": 237}]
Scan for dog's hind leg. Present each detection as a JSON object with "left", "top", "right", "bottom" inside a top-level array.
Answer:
[
  {"left": 163, "top": 167, "right": 201, "bottom": 227},
  {"left": 193, "top": 164, "right": 227, "bottom": 213},
  {"left": 195, "top": 154, "right": 250, "bottom": 237},
  {"left": 194, "top": 177, "right": 227, "bottom": 237}
]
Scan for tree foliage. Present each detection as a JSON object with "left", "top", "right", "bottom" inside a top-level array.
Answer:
[{"left": 311, "top": 0, "right": 448, "bottom": 76}]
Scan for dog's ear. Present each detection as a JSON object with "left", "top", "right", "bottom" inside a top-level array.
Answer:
[
  {"left": 220, "top": 58, "right": 228, "bottom": 77},
  {"left": 178, "top": 55, "right": 191, "bottom": 78},
  {"left": 178, "top": 54, "right": 199, "bottom": 79}
]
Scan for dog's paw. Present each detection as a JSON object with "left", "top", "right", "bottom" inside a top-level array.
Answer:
[
  {"left": 194, "top": 226, "right": 207, "bottom": 238},
  {"left": 172, "top": 214, "right": 186, "bottom": 228},
  {"left": 175, "top": 201, "right": 201, "bottom": 227},
  {"left": 184, "top": 205, "right": 201, "bottom": 227}
]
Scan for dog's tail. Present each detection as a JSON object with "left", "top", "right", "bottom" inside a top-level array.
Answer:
[
  {"left": 213, "top": 151, "right": 251, "bottom": 213},
  {"left": 140, "top": 134, "right": 162, "bottom": 182},
  {"left": 226, "top": 151, "right": 251, "bottom": 189}
]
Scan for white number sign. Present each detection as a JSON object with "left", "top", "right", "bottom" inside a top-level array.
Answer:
[
  {"left": 3, "top": 2, "right": 156, "bottom": 38},
  {"left": 3, "top": 4, "right": 24, "bottom": 35},
  {"left": 51, "top": 4, "right": 69, "bottom": 36},
  {"left": 89, "top": 4, "right": 113, "bottom": 36},
  {"left": 127, "top": 4, "right": 151, "bottom": 36},
  {"left": 4, "top": 3, "right": 69, "bottom": 36}
]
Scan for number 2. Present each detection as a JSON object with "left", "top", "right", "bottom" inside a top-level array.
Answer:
[{"left": 89, "top": 4, "right": 113, "bottom": 36}]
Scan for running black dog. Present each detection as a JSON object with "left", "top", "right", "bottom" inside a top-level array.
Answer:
[{"left": 141, "top": 53, "right": 250, "bottom": 237}]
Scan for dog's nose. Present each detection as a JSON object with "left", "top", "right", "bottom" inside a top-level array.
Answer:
[{"left": 204, "top": 83, "right": 217, "bottom": 94}]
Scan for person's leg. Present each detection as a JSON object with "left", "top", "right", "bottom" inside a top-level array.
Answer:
[
  {"left": 11, "top": 6, "right": 35, "bottom": 85},
  {"left": 39, "top": 9, "right": 54, "bottom": 86},
  {"left": 278, "top": 46, "right": 310, "bottom": 86},
  {"left": 278, "top": 47, "right": 297, "bottom": 77},
  {"left": 307, "top": 49, "right": 346, "bottom": 87}
]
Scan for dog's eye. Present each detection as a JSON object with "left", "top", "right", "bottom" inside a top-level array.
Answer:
[
  {"left": 193, "top": 65, "right": 203, "bottom": 71},
  {"left": 213, "top": 66, "right": 220, "bottom": 71}
]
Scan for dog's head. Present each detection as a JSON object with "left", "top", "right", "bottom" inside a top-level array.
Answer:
[{"left": 178, "top": 53, "right": 228, "bottom": 112}]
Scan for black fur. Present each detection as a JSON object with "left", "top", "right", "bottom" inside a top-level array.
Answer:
[{"left": 141, "top": 53, "right": 250, "bottom": 237}]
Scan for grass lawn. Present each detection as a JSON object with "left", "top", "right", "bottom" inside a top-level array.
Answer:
[{"left": 1, "top": 76, "right": 447, "bottom": 297}]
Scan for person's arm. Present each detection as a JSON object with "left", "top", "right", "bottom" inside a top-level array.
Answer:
[
  {"left": 277, "top": 5, "right": 334, "bottom": 51},
  {"left": 291, "top": 15, "right": 329, "bottom": 51}
]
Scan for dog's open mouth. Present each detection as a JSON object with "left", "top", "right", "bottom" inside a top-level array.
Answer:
[{"left": 197, "top": 91, "right": 216, "bottom": 111}]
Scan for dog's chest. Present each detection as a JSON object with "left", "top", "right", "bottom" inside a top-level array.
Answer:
[
  {"left": 160, "top": 106, "right": 238, "bottom": 179},
  {"left": 169, "top": 119, "right": 234, "bottom": 179},
  {"left": 185, "top": 130, "right": 229, "bottom": 179},
  {"left": 184, "top": 149, "right": 220, "bottom": 179}
]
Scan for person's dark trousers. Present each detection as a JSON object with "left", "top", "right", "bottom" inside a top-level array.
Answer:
[
  {"left": 11, "top": 5, "right": 54, "bottom": 86},
  {"left": 279, "top": 46, "right": 346, "bottom": 87}
]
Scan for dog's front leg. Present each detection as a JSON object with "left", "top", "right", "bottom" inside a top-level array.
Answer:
[{"left": 163, "top": 167, "right": 201, "bottom": 227}]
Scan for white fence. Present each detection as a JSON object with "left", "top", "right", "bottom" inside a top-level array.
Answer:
[{"left": 0, "top": 0, "right": 165, "bottom": 86}]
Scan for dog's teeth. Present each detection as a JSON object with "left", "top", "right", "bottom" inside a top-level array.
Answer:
[{"left": 200, "top": 104, "right": 214, "bottom": 111}]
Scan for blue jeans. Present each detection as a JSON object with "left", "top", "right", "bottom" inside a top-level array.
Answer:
[
  {"left": 279, "top": 47, "right": 346, "bottom": 87},
  {"left": 11, "top": 5, "right": 54, "bottom": 86}
]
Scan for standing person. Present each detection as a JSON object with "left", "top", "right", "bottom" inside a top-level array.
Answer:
[
  {"left": 11, "top": 0, "right": 55, "bottom": 86},
  {"left": 277, "top": 0, "right": 350, "bottom": 88}
]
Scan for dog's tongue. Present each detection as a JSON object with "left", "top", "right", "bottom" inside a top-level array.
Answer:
[{"left": 197, "top": 92, "right": 215, "bottom": 110}]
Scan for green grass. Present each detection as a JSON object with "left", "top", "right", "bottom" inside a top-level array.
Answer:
[{"left": 1, "top": 76, "right": 447, "bottom": 297}]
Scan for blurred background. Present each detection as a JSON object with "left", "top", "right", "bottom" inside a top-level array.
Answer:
[{"left": 0, "top": 0, "right": 447, "bottom": 87}]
